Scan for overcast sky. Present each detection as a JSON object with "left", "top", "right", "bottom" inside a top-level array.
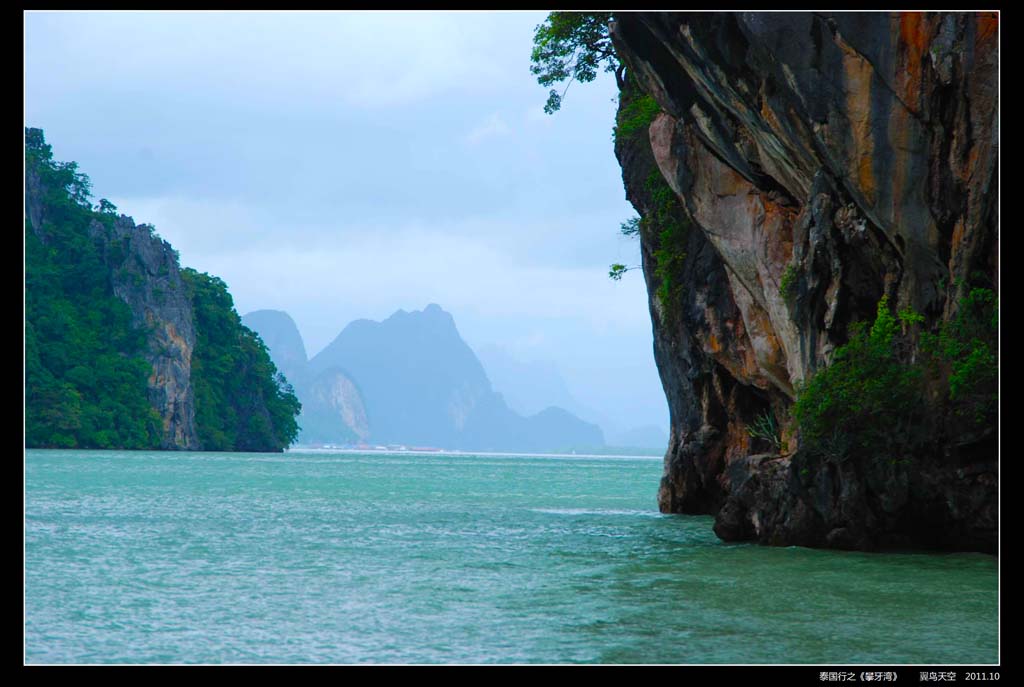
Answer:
[{"left": 25, "top": 10, "right": 668, "bottom": 435}]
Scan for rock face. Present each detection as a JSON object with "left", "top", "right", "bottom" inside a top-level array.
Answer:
[
  {"left": 299, "top": 368, "right": 371, "bottom": 444},
  {"left": 91, "top": 216, "right": 200, "bottom": 450},
  {"left": 308, "top": 304, "right": 493, "bottom": 447},
  {"left": 609, "top": 12, "right": 997, "bottom": 552}
]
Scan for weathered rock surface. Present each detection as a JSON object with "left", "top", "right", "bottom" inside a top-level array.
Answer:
[
  {"left": 610, "top": 12, "right": 997, "bottom": 552},
  {"left": 301, "top": 368, "right": 371, "bottom": 444},
  {"left": 90, "top": 216, "right": 200, "bottom": 450}
]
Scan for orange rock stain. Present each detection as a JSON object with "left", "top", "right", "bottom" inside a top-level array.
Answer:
[
  {"left": 839, "top": 38, "right": 877, "bottom": 204},
  {"left": 898, "top": 12, "right": 930, "bottom": 110},
  {"left": 976, "top": 13, "right": 998, "bottom": 44}
]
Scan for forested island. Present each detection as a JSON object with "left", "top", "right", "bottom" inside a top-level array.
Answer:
[{"left": 25, "top": 128, "right": 300, "bottom": 452}]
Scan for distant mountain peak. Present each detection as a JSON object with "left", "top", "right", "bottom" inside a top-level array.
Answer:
[
  {"left": 378, "top": 303, "right": 456, "bottom": 333},
  {"left": 241, "top": 310, "right": 309, "bottom": 385}
]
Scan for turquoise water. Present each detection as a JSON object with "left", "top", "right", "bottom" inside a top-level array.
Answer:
[{"left": 25, "top": 449, "right": 998, "bottom": 664}]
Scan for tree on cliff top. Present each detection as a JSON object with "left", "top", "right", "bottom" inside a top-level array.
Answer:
[{"left": 530, "top": 12, "right": 621, "bottom": 113}]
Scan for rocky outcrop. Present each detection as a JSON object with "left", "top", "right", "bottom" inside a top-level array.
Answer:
[
  {"left": 242, "top": 310, "right": 370, "bottom": 445},
  {"left": 301, "top": 368, "right": 371, "bottom": 444},
  {"left": 610, "top": 12, "right": 997, "bottom": 552},
  {"left": 713, "top": 450, "right": 997, "bottom": 552},
  {"left": 90, "top": 216, "right": 200, "bottom": 450}
]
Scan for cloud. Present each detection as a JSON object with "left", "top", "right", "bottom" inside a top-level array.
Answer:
[
  {"left": 29, "top": 10, "right": 666, "bottom": 429},
  {"left": 109, "top": 192, "right": 641, "bottom": 270},
  {"left": 524, "top": 106, "right": 554, "bottom": 126},
  {"left": 109, "top": 193, "right": 650, "bottom": 356},
  {"left": 26, "top": 11, "right": 531, "bottom": 113},
  {"left": 464, "top": 113, "right": 511, "bottom": 145},
  {"left": 204, "top": 222, "right": 649, "bottom": 329}
]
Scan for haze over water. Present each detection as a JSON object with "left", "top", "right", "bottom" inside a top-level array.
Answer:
[{"left": 25, "top": 449, "right": 998, "bottom": 664}]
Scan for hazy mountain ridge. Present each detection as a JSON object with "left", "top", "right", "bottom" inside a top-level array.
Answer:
[
  {"left": 241, "top": 310, "right": 365, "bottom": 446},
  {"left": 475, "top": 343, "right": 670, "bottom": 449},
  {"left": 240, "top": 309, "right": 308, "bottom": 388},
  {"left": 475, "top": 344, "right": 580, "bottom": 418},
  {"left": 247, "top": 304, "right": 605, "bottom": 451}
]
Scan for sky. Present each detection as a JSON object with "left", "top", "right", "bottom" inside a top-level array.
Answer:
[{"left": 24, "top": 10, "right": 669, "bottom": 436}]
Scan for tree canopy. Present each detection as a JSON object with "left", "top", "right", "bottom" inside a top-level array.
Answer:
[
  {"left": 26, "top": 128, "right": 162, "bottom": 449},
  {"left": 184, "top": 268, "right": 302, "bottom": 451},
  {"left": 530, "top": 12, "right": 620, "bottom": 114}
]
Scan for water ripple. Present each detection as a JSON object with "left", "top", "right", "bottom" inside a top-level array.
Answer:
[{"left": 25, "top": 449, "right": 998, "bottom": 664}]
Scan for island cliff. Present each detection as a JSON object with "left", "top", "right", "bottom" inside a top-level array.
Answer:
[
  {"left": 605, "top": 12, "right": 997, "bottom": 552},
  {"left": 25, "top": 128, "right": 300, "bottom": 452}
]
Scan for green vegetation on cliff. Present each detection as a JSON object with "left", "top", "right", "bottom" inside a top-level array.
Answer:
[
  {"left": 613, "top": 93, "right": 660, "bottom": 143},
  {"left": 25, "top": 130, "right": 162, "bottom": 449},
  {"left": 794, "top": 290, "right": 998, "bottom": 461},
  {"left": 644, "top": 171, "right": 690, "bottom": 310},
  {"left": 183, "top": 269, "right": 301, "bottom": 452},
  {"left": 921, "top": 287, "right": 999, "bottom": 426},
  {"left": 794, "top": 296, "right": 926, "bottom": 459}
]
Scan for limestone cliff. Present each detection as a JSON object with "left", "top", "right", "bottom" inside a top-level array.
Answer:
[
  {"left": 300, "top": 368, "right": 371, "bottom": 444},
  {"left": 90, "top": 215, "right": 200, "bottom": 450},
  {"left": 311, "top": 370, "right": 370, "bottom": 441},
  {"left": 609, "top": 12, "right": 997, "bottom": 552}
]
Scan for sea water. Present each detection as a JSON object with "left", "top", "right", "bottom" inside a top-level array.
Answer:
[{"left": 24, "top": 449, "right": 998, "bottom": 664}]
